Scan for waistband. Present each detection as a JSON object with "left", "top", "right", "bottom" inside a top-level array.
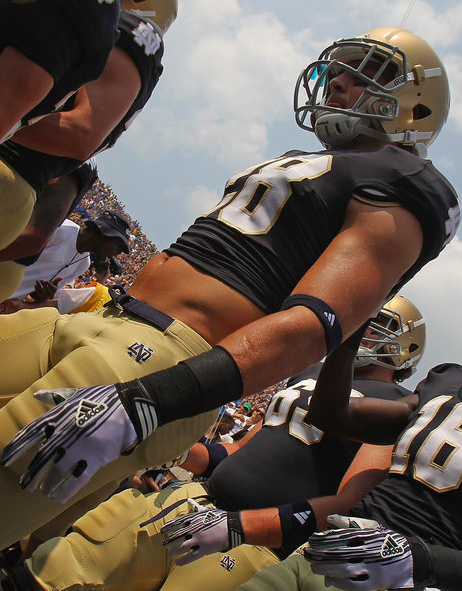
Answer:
[{"left": 106, "top": 284, "right": 174, "bottom": 331}]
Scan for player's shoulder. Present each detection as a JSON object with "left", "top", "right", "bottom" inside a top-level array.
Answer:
[
  {"left": 117, "top": 11, "right": 163, "bottom": 59},
  {"left": 415, "top": 363, "right": 462, "bottom": 403}
]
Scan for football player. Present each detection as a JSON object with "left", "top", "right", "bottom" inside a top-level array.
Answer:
[
  {"left": 0, "top": 1, "right": 176, "bottom": 302},
  {"left": 0, "top": 0, "right": 121, "bottom": 254},
  {"left": 0, "top": 28, "right": 458, "bottom": 548},
  {"left": 0, "top": 0, "right": 121, "bottom": 144},
  {"left": 231, "top": 334, "right": 462, "bottom": 591},
  {"left": 0, "top": 297, "right": 425, "bottom": 590}
]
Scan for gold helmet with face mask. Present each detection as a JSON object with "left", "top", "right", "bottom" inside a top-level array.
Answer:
[
  {"left": 354, "top": 294, "right": 426, "bottom": 381},
  {"left": 121, "top": 0, "right": 178, "bottom": 36},
  {"left": 294, "top": 27, "right": 449, "bottom": 155}
]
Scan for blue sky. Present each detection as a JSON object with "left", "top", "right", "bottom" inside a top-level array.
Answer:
[{"left": 96, "top": 0, "right": 462, "bottom": 389}]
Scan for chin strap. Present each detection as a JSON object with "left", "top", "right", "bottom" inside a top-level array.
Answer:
[{"left": 314, "top": 110, "right": 432, "bottom": 151}]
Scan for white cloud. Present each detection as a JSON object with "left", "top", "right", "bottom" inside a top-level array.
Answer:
[
  {"left": 445, "top": 53, "right": 462, "bottom": 130},
  {"left": 122, "top": 0, "right": 319, "bottom": 167},
  {"left": 185, "top": 184, "right": 221, "bottom": 220}
]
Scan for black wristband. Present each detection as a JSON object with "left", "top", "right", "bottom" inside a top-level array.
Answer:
[
  {"left": 227, "top": 512, "right": 245, "bottom": 550},
  {"left": 201, "top": 442, "right": 229, "bottom": 478},
  {"left": 116, "top": 346, "right": 243, "bottom": 438},
  {"left": 281, "top": 294, "right": 343, "bottom": 354},
  {"left": 278, "top": 500, "right": 316, "bottom": 554},
  {"left": 409, "top": 537, "right": 462, "bottom": 591},
  {"left": 408, "top": 537, "right": 435, "bottom": 589}
]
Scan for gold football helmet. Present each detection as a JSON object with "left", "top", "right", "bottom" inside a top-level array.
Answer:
[
  {"left": 294, "top": 27, "right": 449, "bottom": 154},
  {"left": 121, "top": 0, "right": 178, "bottom": 35},
  {"left": 355, "top": 294, "right": 426, "bottom": 380}
]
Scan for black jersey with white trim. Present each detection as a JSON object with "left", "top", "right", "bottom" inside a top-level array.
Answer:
[
  {"left": 352, "top": 363, "right": 462, "bottom": 550},
  {"left": 0, "top": 11, "right": 162, "bottom": 194},
  {"left": 93, "top": 11, "right": 164, "bottom": 154},
  {"left": 166, "top": 146, "right": 459, "bottom": 313},
  {"left": 0, "top": 0, "right": 120, "bottom": 129},
  {"left": 209, "top": 364, "right": 411, "bottom": 513}
]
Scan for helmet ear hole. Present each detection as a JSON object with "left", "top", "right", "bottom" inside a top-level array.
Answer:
[
  {"left": 409, "top": 343, "right": 419, "bottom": 353},
  {"left": 413, "top": 104, "right": 432, "bottom": 120}
]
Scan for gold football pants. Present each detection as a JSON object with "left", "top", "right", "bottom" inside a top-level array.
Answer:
[
  {"left": 0, "top": 306, "right": 218, "bottom": 548},
  {"left": 27, "top": 483, "right": 278, "bottom": 591},
  {"left": 0, "top": 158, "right": 36, "bottom": 301},
  {"left": 236, "top": 543, "right": 338, "bottom": 591}
]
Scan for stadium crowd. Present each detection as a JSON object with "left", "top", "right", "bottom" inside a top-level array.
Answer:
[{"left": 70, "top": 178, "right": 159, "bottom": 287}]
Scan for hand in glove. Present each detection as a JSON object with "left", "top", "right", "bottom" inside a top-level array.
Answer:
[{"left": 161, "top": 500, "right": 244, "bottom": 565}]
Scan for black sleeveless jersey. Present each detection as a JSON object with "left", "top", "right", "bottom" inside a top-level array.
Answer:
[
  {"left": 209, "top": 364, "right": 411, "bottom": 512},
  {"left": 0, "top": 11, "right": 162, "bottom": 193},
  {"left": 166, "top": 147, "right": 460, "bottom": 313},
  {"left": 352, "top": 363, "right": 462, "bottom": 550}
]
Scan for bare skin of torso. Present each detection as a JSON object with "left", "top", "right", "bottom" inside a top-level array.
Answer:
[{"left": 128, "top": 252, "right": 265, "bottom": 345}]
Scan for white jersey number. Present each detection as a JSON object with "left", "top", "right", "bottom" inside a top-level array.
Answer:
[
  {"left": 206, "top": 155, "right": 332, "bottom": 235},
  {"left": 264, "top": 378, "right": 362, "bottom": 446},
  {"left": 390, "top": 395, "right": 462, "bottom": 492}
]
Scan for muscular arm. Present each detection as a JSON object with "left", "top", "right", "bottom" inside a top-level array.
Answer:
[
  {"left": 119, "top": 200, "right": 424, "bottom": 437},
  {"left": 306, "top": 344, "right": 418, "bottom": 444},
  {"left": 236, "top": 443, "right": 392, "bottom": 548},
  {"left": 10, "top": 46, "right": 141, "bottom": 160},
  {"left": 219, "top": 199, "right": 423, "bottom": 395}
]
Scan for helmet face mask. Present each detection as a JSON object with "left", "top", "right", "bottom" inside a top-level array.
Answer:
[
  {"left": 294, "top": 27, "right": 450, "bottom": 152},
  {"left": 354, "top": 295, "right": 426, "bottom": 380}
]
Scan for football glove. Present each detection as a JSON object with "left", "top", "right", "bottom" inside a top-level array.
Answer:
[
  {"left": 305, "top": 519, "right": 414, "bottom": 591},
  {"left": 161, "top": 500, "right": 244, "bottom": 565},
  {"left": 0, "top": 384, "right": 143, "bottom": 503}
]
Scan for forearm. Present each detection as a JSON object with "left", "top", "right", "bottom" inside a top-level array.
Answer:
[
  {"left": 306, "top": 344, "right": 356, "bottom": 432},
  {"left": 240, "top": 492, "right": 355, "bottom": 552},
  {"left": 240, "top": 507, "right": 282, "bottom": 547},
  {"left": 306, "top": 343, "right": 416, "bottom": 444},
  {"left": 11, "top": 110, "right": 93, "bottom": 158},
  {"left": 218, "top": 306, "right": 327, "bottom": 396}
]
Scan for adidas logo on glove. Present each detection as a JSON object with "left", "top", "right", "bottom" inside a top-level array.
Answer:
[
  {"left": 380, "top": 534, "right": 405, "bottom": 558},
  {"left": 76, "top": 399, "right": 108, "bottom": 428},
  {"left": 204, "top": 512, "right": 222, "bottom": 524}
]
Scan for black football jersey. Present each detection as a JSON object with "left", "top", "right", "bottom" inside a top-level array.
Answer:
[
  {"left": 93, "top": 11, "right": 164, "bottom": 154},
  {"left": 0, "top": 0, "right": 120, "bottom": 128},
  {"left": 166, "top": 146, "right": 460, "bottom": 313},
  {"left": 209, "top": 364, "right": 411, "bottom": 512},
  {"left": 0, "top": 11, "right": 162, "bottom": 194},
  {"left": 352, "top": 363, "right": 462, "bottom": 550}
]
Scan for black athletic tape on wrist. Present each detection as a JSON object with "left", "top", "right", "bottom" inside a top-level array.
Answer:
[
  {"left": 278, "top": 500, "right": 316, "bottom": 554},
  {"left": 409, "top": 537, "right": 462, "bottom": 591},
  {"left": 116, "top": 346, "right": 243, "bottom": 441},
  {"left": 281, "top": 294, "right": 342, "bottom": 354},
  {"left": 408, "top": 537, "right": 434, "bottom": 589},
  {"left": 201, "top": 443, "right": 229, "bottom": 478},
  {"left": 226, "top": 512, "right": 245, "bottom": 549}
]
